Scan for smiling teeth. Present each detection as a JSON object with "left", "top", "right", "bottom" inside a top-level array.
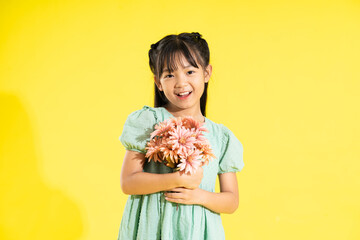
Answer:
[{"left": 178, "top": 91, "right": 191, "bottom": 96}]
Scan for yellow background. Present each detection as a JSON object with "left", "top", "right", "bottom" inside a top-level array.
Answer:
[{"left": 1, "top": 0, "right": 359, "bottom": 239}]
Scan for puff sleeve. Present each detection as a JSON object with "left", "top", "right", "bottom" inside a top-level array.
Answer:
[
  {"left": 119, "top": 106, "right": 157, "bottom": 154},
  {"left": 218, "top": 125, "right": 245, "bottom": 174}
]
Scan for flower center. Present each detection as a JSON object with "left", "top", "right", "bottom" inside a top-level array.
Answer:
[{"left": 179, "top": 137, "right": 186, "bottom": 144}]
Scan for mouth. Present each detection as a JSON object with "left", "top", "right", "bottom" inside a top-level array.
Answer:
[{"left": 175, "top": 91, "right": 192, "bottom": 99}]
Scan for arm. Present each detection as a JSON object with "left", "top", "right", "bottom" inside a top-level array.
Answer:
[
  {"left": 120, "top": 150, "right": 203, "bottom": 195},
  {"left": 164, "top": 172, "right": 239, "bottom": 214},
  {"left": 201, "top": 172, "right": 239, "bottom": 213}
]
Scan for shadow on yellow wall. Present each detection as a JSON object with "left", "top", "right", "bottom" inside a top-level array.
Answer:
[{"left": 0, "top": 93, "right": 83, "bottom": 240}]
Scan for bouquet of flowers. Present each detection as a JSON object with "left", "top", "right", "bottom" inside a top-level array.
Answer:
[{"left": 145, "top": 116, "right": 216, "bottom": 175}]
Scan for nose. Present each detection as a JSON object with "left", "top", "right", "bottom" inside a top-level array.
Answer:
[{"left": 175, "top": 73, "right": 188, "bottom": 88}]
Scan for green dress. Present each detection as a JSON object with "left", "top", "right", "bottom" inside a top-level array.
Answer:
[{"left": 117, "top": 106, "right": 245, "bottom": 240}]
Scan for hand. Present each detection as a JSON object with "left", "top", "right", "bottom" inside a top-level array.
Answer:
[
  {"left": 164, "top": 187, "right": 205, "bottom": 205},
  {"left": 176, "top": 166, "right": 203, "bottom": 189}
]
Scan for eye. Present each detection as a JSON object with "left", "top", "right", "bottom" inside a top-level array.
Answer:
[
  {"left": 187, "top": 70, "right": 195, "bottom": 75},
  {"left": 164, "top": 74, "right": 174, "bottom": 79}
]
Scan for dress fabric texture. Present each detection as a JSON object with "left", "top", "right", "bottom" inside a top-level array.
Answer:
[{"left": 117, "top": 105, "right": 245, "bottom": 240}]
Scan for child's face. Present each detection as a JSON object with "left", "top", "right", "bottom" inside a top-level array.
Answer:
[{"left": 155, "top": 53, "right": 212, "bottom": 114}]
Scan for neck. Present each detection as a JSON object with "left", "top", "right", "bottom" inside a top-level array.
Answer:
[{"left": 165, "top": 104, "right": 205, "bottom": 123}]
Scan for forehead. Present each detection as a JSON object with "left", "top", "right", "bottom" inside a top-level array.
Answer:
[{"left": 162, "top": 52, "right": 200, "bottom": 73}]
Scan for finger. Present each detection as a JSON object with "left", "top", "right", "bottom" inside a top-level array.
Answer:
[
  {"left": 164, "top": 192, "right": 183, "bottom": 198},
  {"left": 167, "top": 188, "right": 186, "bottom": 192},
  {"left": 165, "top": 197, "right": 186, "bottom": 204}
]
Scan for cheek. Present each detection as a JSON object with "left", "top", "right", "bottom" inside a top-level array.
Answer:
[
  {"left": 161, "top": 83, "right": 175, "bottom": 95},
  {"left": 196, "top": 82, "right": 206, "bottom": 92}
]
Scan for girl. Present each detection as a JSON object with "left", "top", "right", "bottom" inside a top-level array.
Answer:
[{"left": 118, "top": 32, "right": 244, "bottom": 240}]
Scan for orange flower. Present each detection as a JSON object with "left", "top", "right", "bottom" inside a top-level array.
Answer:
[
  {"left": 181, "top": 116, "right": 208, "bottom": 132},
  {"left": 145, "top": 138, "right": 163, "bottom": 163},
  {"left": 145, "top": 116, "right": 215, "bottom": 175},
  {"left": 150, "top": 119, "right": 174, "bottom": 139}
]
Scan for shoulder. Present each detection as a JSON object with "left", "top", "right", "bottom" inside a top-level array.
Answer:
[
  {"left": 219, "top": 124, "right": 233, "bottom": 140},
  {"left": 127, "top": 105, "right": 157, "bottom": 118},
  {"left": 205, "top": 118, "right": 233, "bottom": 142},
  {"left": 220, "top": 124, "right": 242, "bottom": 144},
  {"left": 125, "top": 105, "right": 159, "bottom": 124},
  {"left": 120, "top": 106, "right": 160, "bottom": 154},
  {"left": 207, "top": 120, "right": 243, "bottom": 151},
  {"left": 219, "top": 124, "right": 243, "bottom": 154}
]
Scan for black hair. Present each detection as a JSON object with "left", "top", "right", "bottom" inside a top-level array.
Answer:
[{"left": 148, "top": 32, "right": 210, "bottom": 116}]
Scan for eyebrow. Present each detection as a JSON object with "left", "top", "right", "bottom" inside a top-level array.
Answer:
[{"left": 163, "top": 65, "right": 196, "bottom": 73}]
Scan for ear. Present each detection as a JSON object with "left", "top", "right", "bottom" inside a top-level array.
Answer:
[
  {"left": 154, "top": 76, "right": 163, "bottom": 91},
  {"left": 204, "top": 64, "right": 212, "bottom": 83}
]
